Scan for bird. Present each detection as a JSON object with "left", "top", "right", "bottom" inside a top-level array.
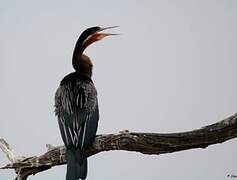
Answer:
[{"left": 54, "top": 26, "right": 118, "bottom": 180}]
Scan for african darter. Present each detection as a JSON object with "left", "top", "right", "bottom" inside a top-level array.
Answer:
[{"left": 54, "top": 26, "right": 118, "bottom": 180}]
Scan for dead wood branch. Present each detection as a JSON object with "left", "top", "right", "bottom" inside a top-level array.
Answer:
[{"left": 1, "top": 113, "right": 237, "bottom": 179}]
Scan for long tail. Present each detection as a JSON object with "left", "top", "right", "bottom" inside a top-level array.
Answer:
[{"left": 66, "top": 148, "right": 87, "bottom": 180}]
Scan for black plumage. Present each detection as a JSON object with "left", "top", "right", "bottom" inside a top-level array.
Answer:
[{"left": 54, "top": 26, "right": 118, "bottom": 180}]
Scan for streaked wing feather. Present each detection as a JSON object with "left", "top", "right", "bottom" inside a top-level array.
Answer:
[{"left": 55, "top": 81, "right": 99, "bottom": 149}]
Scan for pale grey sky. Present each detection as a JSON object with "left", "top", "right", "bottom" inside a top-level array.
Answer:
[{"left": 0, "top": 0, "right": 237, "bottom": 179}]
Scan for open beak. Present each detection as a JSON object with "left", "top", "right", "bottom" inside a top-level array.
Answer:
[
  {"left": 99, "top": 26, "right": 119, "bottom": 31},
  {"left": 96, "top": 26, "right": 120, "bottom": 37}
]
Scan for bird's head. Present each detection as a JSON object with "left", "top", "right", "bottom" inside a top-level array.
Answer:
[
  {"left": 79, "top": 26, "right": 119, "bottom": 53},
  {"left": 72, "top": 26, "right": 119, "bottom": 75}
]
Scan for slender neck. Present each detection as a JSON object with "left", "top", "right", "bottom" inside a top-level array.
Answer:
[
  {"left": 72, "top": 27, "right": 100, "bottom": 72},
  {"left": 72, "top": 38, "right": 85, "bottom": 70},
  {"left": 72, "top": 35, "right": 96, "bottom": 72}
]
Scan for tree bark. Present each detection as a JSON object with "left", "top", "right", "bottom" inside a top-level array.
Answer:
[{"left": 1, "top": 113, "right": 237, "bottom": 180}]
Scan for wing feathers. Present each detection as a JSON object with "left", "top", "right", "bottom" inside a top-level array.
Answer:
[
  {"left": 81, "top": 116, "right": 88, "bottom": 148},
  {"left": 55, "top": 82, "right": 98, "bottom": 149}
]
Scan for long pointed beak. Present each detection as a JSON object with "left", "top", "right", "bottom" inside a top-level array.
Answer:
[{"left": 98, "top": 26, "right": 120, "bottom": 36}]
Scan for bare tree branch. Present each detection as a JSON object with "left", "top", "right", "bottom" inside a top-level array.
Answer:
[
  {"left": 0, "top": 139, "right": 25, "bottom": 164},
  {"left": 1, "top": 113, "right": 237, "bottom": 180}
]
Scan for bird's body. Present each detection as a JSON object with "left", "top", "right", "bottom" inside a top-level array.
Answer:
[
  {"left": 54, "top": 26, "right": 118, "bottom": 180},
  {"left": 55, "top": 71, "right": 98, "bottom": 179}
]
